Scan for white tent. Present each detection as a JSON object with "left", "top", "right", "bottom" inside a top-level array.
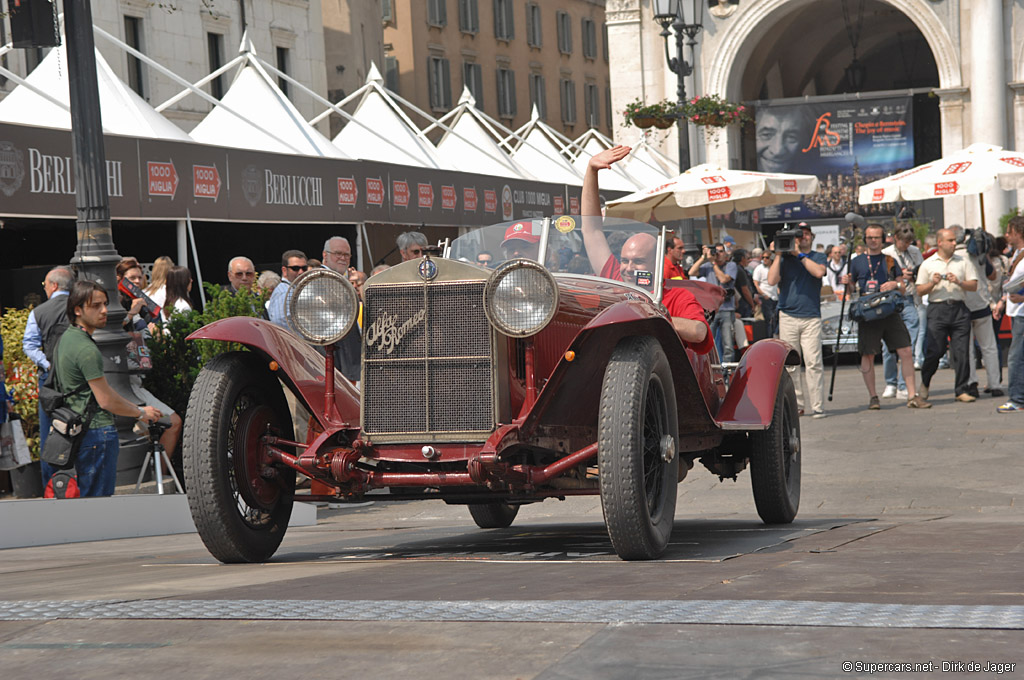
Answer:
[
  {"left": 622, "top": 138, "right": 676, "bottom": 187},
  {"left": 570, "top": 130, "right": 642, "bottom": 192},
  {"left": 190, "top": 50, "right": 347, "bottom": 158},
  {"left": 509, "top": 106, "right": 583, "bottom": 185},
  {"left": 331, "top": 64, "right": 449, "bottom": 168},
  {"left": 0, "top": 43, "right": 191, "bottom": 140},
  {"left": 434, "top": 88, "right": 531, "bottom": 179}
]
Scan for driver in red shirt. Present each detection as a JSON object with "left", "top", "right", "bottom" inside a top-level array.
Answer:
[{"left": 581, "top": 145, "right": 713, "bottom": 355}]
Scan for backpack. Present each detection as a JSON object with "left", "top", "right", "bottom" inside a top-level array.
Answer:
[{"left": 38, "top": 338, "right": 99, "bottom": 469}]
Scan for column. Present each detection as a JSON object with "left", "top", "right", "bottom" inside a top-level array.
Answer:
[
  {"left": 935, "top": 88, "right": 968, "bottom": 229},
  {"left": 969, "top": 0, "right": 1009, "bottom": 232}
]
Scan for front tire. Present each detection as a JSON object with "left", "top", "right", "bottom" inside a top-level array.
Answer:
[
  {"left": 184, "top": 352, "right": 296, "bottom": 563},
  {"left": 749, "top": 371, "right": 801, "bottom": 523},
  {"left": 468, "top": 502, "right": 519, "bottom": 528},
  {"left": 598, "top": 336, "right": 679, "bottom": 560}
]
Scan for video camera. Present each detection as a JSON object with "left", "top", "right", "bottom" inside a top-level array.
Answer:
[
  {"left": 117, "top": 277, "right": 162, "bottom": 325},
  {"left": 774, "top": 228, "right": 802, "bottom": 254}
]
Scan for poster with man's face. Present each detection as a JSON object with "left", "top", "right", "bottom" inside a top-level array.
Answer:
[{"left": 755, "top": 96, "right": 914, "bottom": 219}]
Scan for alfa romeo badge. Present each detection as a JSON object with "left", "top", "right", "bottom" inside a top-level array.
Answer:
[{"left": 419, "top": 258, "right": 437, "bottom": 280}]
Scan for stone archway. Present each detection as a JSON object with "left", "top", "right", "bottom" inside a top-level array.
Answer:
[{"left": 704, "top": 0, "right": 960, "bottom": 102}]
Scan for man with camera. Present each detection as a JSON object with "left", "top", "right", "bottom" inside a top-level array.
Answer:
[
  {"left": 766, "top": 223, "right": 828, "bottom": 418},
  {"left": 915, "top": 228, "right": 978, "bottom": 403},
  {"left": 843, "top": 224, "right": 929, "bottom": 410},
  {"left": 689, "top": 243, "right": 738, "bottom": 361},
  {"left": 880, "top": 224, "right": 924, "bottom": 399}
]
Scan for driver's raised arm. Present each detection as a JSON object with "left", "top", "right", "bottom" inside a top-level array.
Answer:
[{"left": 581, "top": 145, "right": 631, "bottom": 274}]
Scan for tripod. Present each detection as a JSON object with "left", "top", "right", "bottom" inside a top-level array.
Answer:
[{"left": 133, "top": 420, "right": 184, "bottom": 494}]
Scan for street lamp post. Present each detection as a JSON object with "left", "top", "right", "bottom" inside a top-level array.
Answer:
[
  {"left": 63, "top": 0, "right": 147, "bottom": 481},
  {"left": 653, "top": 0, "right": 704, "bottom": 174},
  {"left": 653, "top": 0, "right": 704, "bottom": 245}
]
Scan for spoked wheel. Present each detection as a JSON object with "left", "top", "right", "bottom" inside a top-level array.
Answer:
[
  {"left": 749, "top": 371, "right": 801, "bottom": 524},
  {"left": 468, "top": 502, "right": 519, "bottom": 528},
  {"left": 184, "top": 352, "right": 296, "bottom": 563},
  {"left": 598, "top": 336, "right": 679, "bottom": 560}
]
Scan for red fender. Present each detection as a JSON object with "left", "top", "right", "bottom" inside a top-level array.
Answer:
[
  {"left": 715, "top": 339, "right": 801, "bottom": 430},
  {"left": 188, "top": 317, "right": 360, "bottom": 429}
]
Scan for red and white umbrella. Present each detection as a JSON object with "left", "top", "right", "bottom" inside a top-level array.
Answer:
[
  {"left": 604, "top": 163, "right": 819, "bottom": 224},
  {"left": 858, "top": 143, "right": 1024, "bottom": 228}
]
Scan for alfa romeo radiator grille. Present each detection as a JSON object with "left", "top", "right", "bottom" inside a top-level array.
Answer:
[{"left": 362, "top": 281, "right": 494, "bottom": 439}]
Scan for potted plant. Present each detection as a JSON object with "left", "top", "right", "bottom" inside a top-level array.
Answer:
[
  {"left": 679, "top": 94, "right": 752, "bottom": 129},
  {"left": 623, "top": 98, "right": 680, "bottom": 129},
  {"left": 2, "top": 307, "right": 43, "bottom": 497}
]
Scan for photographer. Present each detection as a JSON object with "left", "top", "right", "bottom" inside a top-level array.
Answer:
[
  {"left": 880, "top": 225, "right": 925, "bottom": 399},
  {"left": 843, "top": 224, "right": 929, "bottom": 410},
  {"left": 689, "top": 243, "right": 738, "bottom": 361},
  {"left": 766, "top": 223, "right": 828, "bottom": 418}
]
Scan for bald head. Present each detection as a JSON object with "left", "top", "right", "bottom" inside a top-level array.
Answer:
[
  {"left": 619, "top": 233, "right": 657, "bottom": 280},
  {"left": 227, "top": 256, "right": 255, "bottom": 291}
]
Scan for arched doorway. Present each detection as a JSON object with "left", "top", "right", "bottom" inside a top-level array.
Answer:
[{"left": 699, "top": 0, "right": 954, "bottom": 226}]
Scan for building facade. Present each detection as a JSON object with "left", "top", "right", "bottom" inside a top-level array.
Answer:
[
  {"left": 607, "top": 0, "right": 1024, "bottom": 232},
  {"left": 380, "top": 0, "right": 613, "bottom": 138},
  {"left": 1, "top": 0, "right": 329, "bottom": 133}
]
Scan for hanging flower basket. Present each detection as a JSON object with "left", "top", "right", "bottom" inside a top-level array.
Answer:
[
  {"left": 679, "top": 94, "right": 752, "bottom": 129},
  {"left": 622, "top": 98, "right": 680, "bottom": 129}
]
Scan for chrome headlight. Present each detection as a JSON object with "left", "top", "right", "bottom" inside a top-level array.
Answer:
[
  {"left": 484, "top": 259, "right": 558, "bottom": 338},
  {"left": 287, "top": 268, "right": 358, "bottom": 345}
]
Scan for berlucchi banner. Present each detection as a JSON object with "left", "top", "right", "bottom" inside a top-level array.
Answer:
[
  {"left": 0, "top": 122, "right": 596, "bottom": 226},
  {"left": 754, "top": 95, "right": 914, "bottom": 220}
]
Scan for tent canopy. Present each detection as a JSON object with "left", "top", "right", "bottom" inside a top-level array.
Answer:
[
  {"left": 0, "top": 43, "right": 192, "bottom": 140},
  {"left": 435, "top": 88, "right": 531, "bottom": 179},
  {"left": 509, "top": 106, "right": 583, "bottom": 185}
]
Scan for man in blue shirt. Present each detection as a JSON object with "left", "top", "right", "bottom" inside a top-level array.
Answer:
[
  {"left": 844, "top": 224, "right": 930, "bottom": 410},
  {"left": 766, "top": 223, "right": 828, "bottom": 418},
  {"left": 267, "top": 249, "right": 308, "bottom": 328},
  {"left": 22, "top": 267, "right": 74, "bottom": 449},
  {"left": 689, "top": 244, "right": 738, "bottom": 360}
]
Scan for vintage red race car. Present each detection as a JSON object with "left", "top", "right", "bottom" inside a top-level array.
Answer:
[{"left": 183, "top": 216, "right": 802, "bottom": 563}]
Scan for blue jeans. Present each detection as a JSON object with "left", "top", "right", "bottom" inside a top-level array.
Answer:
[
  {"left": 1009, "top": 316, "right": 1024, "bottom": 406},
  {"left": 40, "top": 425, "right": 119, "bottom": 497},
  {"left": 883, "top": 301, "right": 920, "bottom": 391},
  {"left": 712, "top": 309, "right": 736, "bottom": 362}
]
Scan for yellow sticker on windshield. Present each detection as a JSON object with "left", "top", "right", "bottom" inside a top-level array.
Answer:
[{"left": 555, "top": 216, "right": 576, "bottom": 234}]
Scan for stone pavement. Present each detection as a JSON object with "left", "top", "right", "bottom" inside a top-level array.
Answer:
[{"left": 0, "top": 364, "right": 1021, "bottom": 679}]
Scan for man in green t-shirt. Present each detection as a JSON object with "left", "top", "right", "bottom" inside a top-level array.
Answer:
[{"left": 41, "top": 280, "right": 161, "bottom": 497}]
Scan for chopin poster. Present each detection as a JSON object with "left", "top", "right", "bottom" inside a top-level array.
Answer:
[{"left": 755, "top": 95, "right": 914, "bottom": 220}]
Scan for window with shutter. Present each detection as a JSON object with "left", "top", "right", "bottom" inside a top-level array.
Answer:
[
  {"left": 556, "top": 11, "right": 572, "bottom": 55},
  {"left": 463, "top": 62, "right": 484, "bottom": 108},
  {"left": 529, "top": 73, "right": 546, "bottom": 119},
  {"left": 494, "top": 0, "right": 514, "bottom": 40},
  {"left": 526, "top": 3, "right": 541, "bottom": 47},
  {"left": 428, "top": 0, "right": 448, "bottom": 27},
  {"left": 560, "top": 78, "right": 576, "bottom": 124},
  {"left": 459, "top": 0, "right": 479, "bottom": 33},
  {"left": 497, "top": 67, "right": 517, "bottom": 118},
  {"left": 582, "top": 18, "right": 597, "bottom": 59},
  {"left": 429, "top": 56, "right": 452, "bottom": 110}
]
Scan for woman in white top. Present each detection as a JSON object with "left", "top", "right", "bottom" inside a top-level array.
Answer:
[
  {"left": 146, "top": 256, "right": 174, "bottom": 308},
  {"left": 160, "top": 265, "right": 193, "bottom": 324}
]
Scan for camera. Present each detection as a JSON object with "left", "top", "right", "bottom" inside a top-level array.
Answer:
[{"left": 774, "top": 228, "right": 801, "bottom": 254}]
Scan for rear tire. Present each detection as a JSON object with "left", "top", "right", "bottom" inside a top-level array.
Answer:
[
  {"left": 184, "top": 352, "right": 296, "bottom": 563},
  {"left": 749, "top": 371, "right": 801, "bottom": 523},
  {"left": 468, "top": 502, "right": 519, "bottom": 528},
  {"left": 598, "top": 336, "right": 679, "bottom": 560}
]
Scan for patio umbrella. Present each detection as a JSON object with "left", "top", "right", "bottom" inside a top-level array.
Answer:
[
  {"left": 857, "top": 143, "right": 1024, "bottom": 229},
  {"left": 604, "top": 163, "right": 820, "bottom": 234}
]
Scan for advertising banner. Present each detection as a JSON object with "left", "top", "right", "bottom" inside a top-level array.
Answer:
[
  {"left": 755, "top": 95, "right": 913, "bottom": 221},
  {"left": 0, "top": 122, "right": 601, "bottom": 227}
]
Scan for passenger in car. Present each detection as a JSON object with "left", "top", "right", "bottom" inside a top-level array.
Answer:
[{"left": 581, "top": 145, "right": 712, "bottom": 354}]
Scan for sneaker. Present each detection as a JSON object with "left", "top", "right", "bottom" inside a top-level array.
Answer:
[
  {"left": 881, "top": 385, "right": 897, "bottom": 398},
  {"left": 811, "top": 411, "right": 828, "bottom": 419},
  {"left": 988, "top": 388, "right": 1005, "bottom": 397},
  {"left": 868, "top": 396, "right": 881, "bottom": 410},
  {"left": 920, "top": 385, "right": 929, "bottom": 400},
  {"left": 914, "top": 361, "right": 922, "bottom": 370},
  {"left": 955, "top": 393, "right": 977, "bottom": 403},
  {"left": 895, "top": 388, "right": 909, "bottom": 400},
  {"left": 997, "top": 401, "right": 1023, "bottom": 413},
  {"left": 907, "top": 395, "right": 932, "bottom": 409}
]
